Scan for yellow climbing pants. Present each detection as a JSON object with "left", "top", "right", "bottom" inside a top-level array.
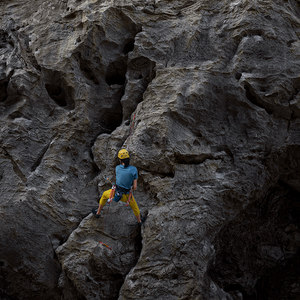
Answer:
[{"left": 99, "top": 189, "right": 140, "bottom": 216}]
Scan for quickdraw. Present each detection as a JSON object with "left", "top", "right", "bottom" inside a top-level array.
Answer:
[
  {"left": 126, "top": 190, "right": 133, "bottom": 207},
  {"left": 130, "top": 113, "right": 136, "bottom": 135},
  {"left": 107, "top": 185, "right": 116, "bottom": 203},
  {"left": 103, "top": 177, "right": 115, "bottom": 204},
  {"left": 98, "top": 241, "right": 112, "bottom": 250}
]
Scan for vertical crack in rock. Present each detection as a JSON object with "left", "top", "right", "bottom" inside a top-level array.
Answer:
[
  {"left": 121, "top": 56, "right": 156, "bottom": 122},
  {"left": 71, "top": 10, "right": 144, "bottom": 134},
  {"left": 122, "top": 38, "right": 135, "bottom": 54},
  {"left": 0, "top": 146, "right": 27, "bottom": 183},
  {"left": 0, "top": 78, "right": 9, "bottom": 103},
  {"left": 0, "top": 70, "right": 14, "bottom": 104},
  {"left": 287, "top": 78, "right": 300, "bottom": 130},
  {"left": 30, "top": 140, "right": 52, "bottom": 172},
  {"left": 88, "top": 145, "right": 101, "bottom": 177},
  {"left": 116, "top": 226, "right": 144, "bottom": 299},
  {"left": 105, "top": 58, "right": 127, "bottom": 86},
  {"left": 244, "top": 82, "right": 272, "bottom": 115},
  {"left": 56, "top": 214, "right": 144, "bottom": 300}
]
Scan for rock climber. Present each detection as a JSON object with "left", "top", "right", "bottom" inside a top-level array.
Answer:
[{"left": 92, "top": 149, "right": 144, "bottom": 224}]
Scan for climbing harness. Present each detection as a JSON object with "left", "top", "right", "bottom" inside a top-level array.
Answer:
[
  {"left": 103, "top": 176, "right": 135, "bottom": 219},
  {"left": 113, "top": 185, "right": 130, "bottom": 202},
  {"left": 103, "top": 176, "right": 116, "bottom": 203}
]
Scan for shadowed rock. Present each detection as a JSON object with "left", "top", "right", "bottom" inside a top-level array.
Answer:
[{"left": 0, "top": 0, "right": 299, "bottom": 299}]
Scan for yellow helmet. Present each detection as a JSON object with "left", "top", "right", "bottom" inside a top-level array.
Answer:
[{"left": 118, "top": 149, "right": 130, "bottom": 159}]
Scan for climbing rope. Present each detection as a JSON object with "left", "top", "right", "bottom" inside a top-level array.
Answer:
[{"left": 123, "top": 112, "right": 136, "bottom": 148}]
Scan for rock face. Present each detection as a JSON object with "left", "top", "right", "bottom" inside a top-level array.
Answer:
[{"left": 0, "top": 0, "right": 299, "bottom": 299}]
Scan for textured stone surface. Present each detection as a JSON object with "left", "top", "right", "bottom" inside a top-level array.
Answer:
[
  {"left": 0, "top": 0, "right": 299, "bottom": 299},
  {"left": 56, "top": 212, "right": 143, "bottom": 300}
]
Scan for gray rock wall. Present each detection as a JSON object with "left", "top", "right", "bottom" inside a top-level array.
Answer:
[{"left": 0, "top": 0, "right": 299, "bottom": 299}]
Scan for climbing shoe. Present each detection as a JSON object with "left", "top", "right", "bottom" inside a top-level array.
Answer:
[
  {"left": 139, "top": 214, "right": 147, "bottom": 225},
  {"left": 92, "top": 208, "right": 100, "bottom": 219}
]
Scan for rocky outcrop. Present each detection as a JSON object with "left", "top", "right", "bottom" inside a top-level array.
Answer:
[{"left": 0, "top": 0, "right": 299, "bottom": 299}]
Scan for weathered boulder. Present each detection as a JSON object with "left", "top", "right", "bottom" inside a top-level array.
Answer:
[
  {"left": 0, "top": 0, "right": 299, "bottom": 299},
  {"left": 56, "top": 211, "right": 143, "bottom": 300}
]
